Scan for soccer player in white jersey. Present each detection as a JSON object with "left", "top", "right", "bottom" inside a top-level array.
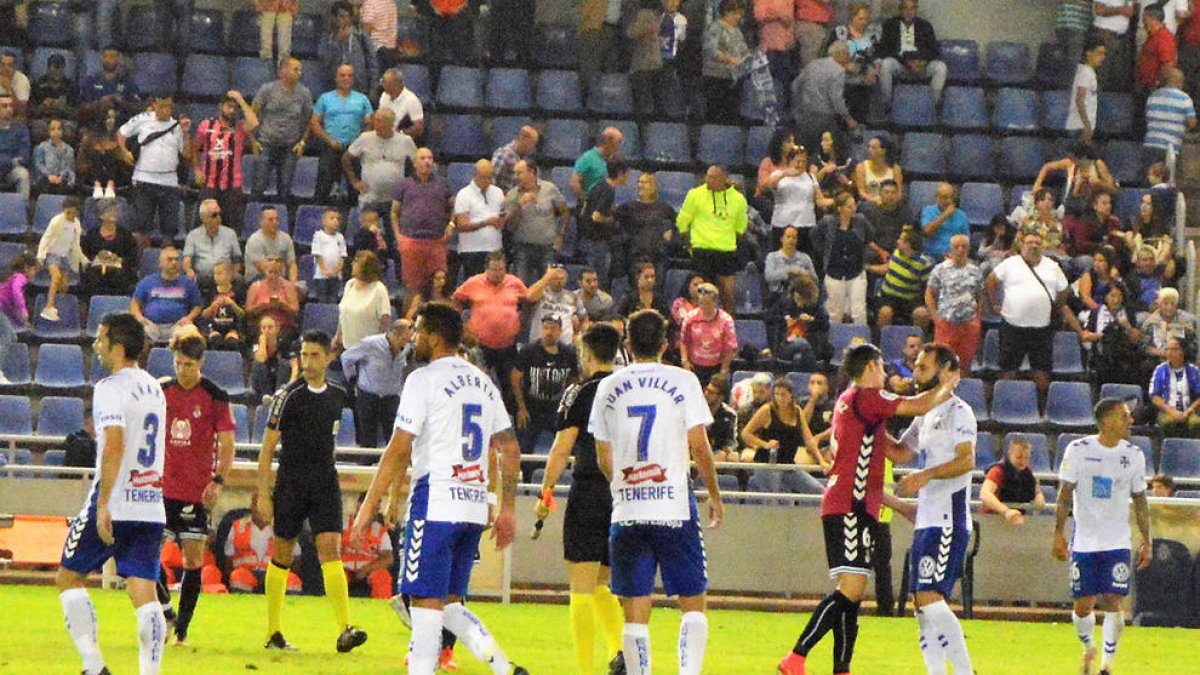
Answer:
[
  {"left": 353, "top": 302, "right": 529, "bottom": 675},
  {"left": 1053, "top": 398, "right": 1153, "bottom": 675},
  {"left": 589, "top": 308, "right": 724, "bottom": 675},
  {"left": 892, "top": 343, "right": 976, "bottom": 675},
  {"left": 57, "top": 312, "right": 168, "bottom": 675}
]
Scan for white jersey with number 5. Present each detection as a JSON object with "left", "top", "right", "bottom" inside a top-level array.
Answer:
[
  {"left": 898, "top": 396, "right": 976, "bottom": 531},
  {"left": 1058, "top": 436, "right": 1147, "bottom": 553},
  {"left": 91, "top": 367, "right": 167, "bottom": 523},
  {"left": 588, "top": 362, "right": 712, "bottom": 523},
  {"left": 394, "top": 356, "right": 512, "bottom": 526}
]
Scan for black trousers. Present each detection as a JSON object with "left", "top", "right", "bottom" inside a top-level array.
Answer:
[
  {"left": 355, "top": 388, "right": 400, "bottom": 450},
  {"left": 131, "top": 181, "right": 181, "bottom": 240},
  {"left": 481, "top": 345, "right": 519, "bottom": 414},
  {"left": 314, "top": 138, "right": 349, "bottom": 204}
]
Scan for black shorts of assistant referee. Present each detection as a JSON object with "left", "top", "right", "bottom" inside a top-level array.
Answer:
[
  {"left": 164, "top": 499, "right": 210, "bottom": 541},
  {"left": 273, "top": 470, "right": 344, "bottom": 541},
  {"left": 563, "top": 481, "right": 613, "bottom": 566},
  {"left": 822, "top": 510, "right": 876, "bottom": 577}
]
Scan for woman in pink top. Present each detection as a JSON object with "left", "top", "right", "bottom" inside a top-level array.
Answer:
[
  {"left": 0, "top": 253, "right": 37, "bottom": 384},
  {"left": 679, "top": 282, "right": 738, "bottom": 387}
]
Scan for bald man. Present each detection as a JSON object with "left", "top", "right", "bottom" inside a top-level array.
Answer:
[
  {"left": 391, "top": 148, "right": 455, "bottom": 295},
  {"left": 919, "top": 182, "right": 969, "bottom": 260},
  {"left": 311, "top": 64, "right": 373, "bottom": 202},
  {"left": 454, "top": 159, "right": 507, "bottom": 279},
  {"left": 1144, "top": 66, "right": 1197, "bottom": 156},
  {"left": 570, "top": 126, "right": 623, "bottom": 200},
  {"left": 344, "top": 107, "right": 417, "bottom": 224},
  {"left": 492, "top": 124, "right": 540, "bottom": 192}
]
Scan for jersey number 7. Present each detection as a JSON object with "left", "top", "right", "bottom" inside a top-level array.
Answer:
[
  {"left": 461, "top": 404, "right": 483, "bottom": 462},
  {"left": 626, "top": 405, "right": 657, "bottom": 462}
]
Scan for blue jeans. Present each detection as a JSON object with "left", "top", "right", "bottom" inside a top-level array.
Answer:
[
  {"left": 512, "top": 242, "right": 554, "bottom": 287},
  {"left": 579, "top": 238, "right": 612, "bottom": 288},
  {"left": 252, "top": 143, "right": 299, "bottom": 202}
]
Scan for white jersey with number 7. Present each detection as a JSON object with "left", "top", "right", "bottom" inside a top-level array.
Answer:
[{"left": 588, "top": 362, "right": 712, "bottom": 524}]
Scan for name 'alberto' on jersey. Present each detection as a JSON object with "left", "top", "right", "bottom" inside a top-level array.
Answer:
[
  {"left": 588, "top": 362, "right": 712, "bottom": 524},
  {"left": 899, "top": 396, "right": 976, "bottom": 532},
  {"left": 1058, "top": 435, "right": 1147, "bottom": 553},
  {"left": 92, "top": 367, "right": 168, "bottom": 523},
  {"left": 394, "top": 356, "right": 512, "bottom": 526}
]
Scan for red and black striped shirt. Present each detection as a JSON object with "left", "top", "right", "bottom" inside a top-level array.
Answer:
[{"left": 196, "top": 119, "right": 247, "bottom": 191}]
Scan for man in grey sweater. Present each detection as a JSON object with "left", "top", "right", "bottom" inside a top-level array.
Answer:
[{"left": 792, "top": 41, "right": 859, "bottom": 158}]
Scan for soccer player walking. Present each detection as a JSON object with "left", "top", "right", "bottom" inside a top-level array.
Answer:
[
  {"left": 892, "top": 344, "right": 976, "bottom": 675},
  {"left": 156, "top": 333, "right": 235, "bottom": 645},
  {"left": 353, "top": 302, "right": 528, "bottom": 675},
  {"left": 254, "top": 330, "right": 367, "bottom": 653},
  {"left": 1053, "top": 399, "right": 1152, "bottom": 675},
  {"left": 589, "top": 309, "right": 724, "bottom": 675},
  {"left": 58, "top": 312, "right": 168, "bottom": 675},
  {"left": 535, "top": 323, "right": 626, "bottom": 674},
  {"left": 779, "top": 343, "right": 959, "bottom": 675}
]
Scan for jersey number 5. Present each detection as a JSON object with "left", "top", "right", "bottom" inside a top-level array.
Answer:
[
  {"left": 138, "top": 413, "right": 160, "bottom": 468},
  {"left": 461, "top": 403, "right": 484, "bottom": 462},
  {"left": 626, "top": 405, "right": 657, "bottom": 462}
]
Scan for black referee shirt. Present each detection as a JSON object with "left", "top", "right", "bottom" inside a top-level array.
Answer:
[
  {"left": 267, "top": 379, "right": 346, "bottom": 476},
  {"left": 556, "top": 371, "right": 609, "bottom": 486}
]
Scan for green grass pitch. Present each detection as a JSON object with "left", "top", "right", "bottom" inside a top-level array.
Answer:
[{"left": 1, "top": 585, "right": 1194, "bottom": 673}]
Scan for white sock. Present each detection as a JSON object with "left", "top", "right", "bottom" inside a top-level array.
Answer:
[
  {"left": 1072, "top": 611, "right": 1096, "bottom": 651},
  {"left": 623, "top": 623, "right": 651, "bottom": 675},
  {"left": 679, "top": 611, "right": 707, "bottom": 675},
  {"left": 408, "top": 607, "right": 443, "bottom": 675},
  {"left": 442, "top": 602, "right": 510, "bottom": 675},
  {"left": 1101, "top": 610, "right": 1125, "bottom": 668},
  {"left": 923, "top": 600, "right": 972, "bottom": 674},
  {"left": 135, "top": 601, "right": 166, "bottom": 675},
  {"left": 915, "top": 606, "right": 947, "bottom": 675},
  {"left": 60, "top": 588, "right": 106, "bottom": 675}
]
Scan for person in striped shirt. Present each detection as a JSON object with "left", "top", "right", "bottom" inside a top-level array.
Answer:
[
  {"left": 1144, "top": 66, "right": 1197, "bottom": 156},
  {"left": 872, "top": 226, "right": 933, "bottom": 332}
]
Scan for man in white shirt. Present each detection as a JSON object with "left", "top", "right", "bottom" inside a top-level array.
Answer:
[
  {"left": 378, "top": 67, "right": 425, "bottom": 140},
  {"left": 343, "top": 108, "right": 416, "bottom": 214},
  {"left": 452, "top": 159, "right": 505, "bottom": 280},
  {"left": 1053, "top": 398, "right": 1152, "bottom": 675},
  {"left": 1091, "top": 0, "right": 1136, "bottom": 90},
  {"left": 119, "top": 95, "right": 190, "bottom": 245}
]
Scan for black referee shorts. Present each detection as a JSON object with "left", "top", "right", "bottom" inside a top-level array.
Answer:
[
  {"left": 273, "top": 470, "right": 343, "bottom": 541},
  {"left": 563, "top": 481, "right": 613, "bottom": 566},
  {"left": 822, "top": 510, "right": 877, "bottom": 578}
]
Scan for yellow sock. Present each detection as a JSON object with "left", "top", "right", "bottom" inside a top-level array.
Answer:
[
  {"left": 569, "top": 593, "right": 596, "bottom": 674},
  {"left": 594, "top": 585, "right": 625, "bottom": 658},
  {"left": 321, "top": 560, "right": 352, "bottom": 631},
  {"left": 265, "top": 561, "right": 289, "bottom": 637}
]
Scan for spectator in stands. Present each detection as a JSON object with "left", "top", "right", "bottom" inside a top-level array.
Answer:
[
  {"left": 856, "top": 135, "right": 904, "bottom": 208},
  {"left": 422, "top": 0, "right": 480, "bottom": 65},
  {"left": 119, "top": 95, "right": 189, "bottom": 246},
  {"left": 1144, "top": 66, "right": 1197, "bottom": 157},
  {"left": 360, "top": 0, "right": 400, "bottom": 69},
  {"left": 451, "top": 159, "right": 505, "bottom": 281},
  {"left": 1091, "top": 0, "right": 1135, "bottom": 91},
  {"left": 250, "top": 315, "right": 298, "bottom": 398},
  {"left": 29, "top": 54, "right": 76, "bottom": 125},
  {"left": 676, "top": 165, "right": 749, "bottom": 313},
  {"left": 799, "top": 372, "right": 833, "bottom": 449},
  {"left": 630, "top": 0, "right": 678, "bottom": 120},
  {"left": 81, "top": 206, "right": 137, "bottom": 297},
  {"left": 245, "top": 256, "right": 301, "bottom": 341},
  {"left": 860, "top": 179, "right": 913, "bottom": 259},
  {"left": 256, "top": 0, "right": 297, "bottom": 61},
  {"left": 976, "top": 215, "right": 1015, "bottom": 274},
  {"left": 251, "top": 57, "right": 314, "bottom": 202},
  {"left": 919, "top": 182, "right": 969, "bottom": 261},
  {"left": 80, "top": 49, "right": 141, "bottom": 112},
  {"left": 578, "top": 0, "right": 622, "bottom": 100},
  {"left": 830, "top": 2, "right": 883, "bottom": 123},
  {"left": 1066, "top": 37, "right": 1105, "bottom": 144},
  {"left": 753, "top": 0, "right": 798, "bottom": 110},
  {"left": 344, "top": 108, "right": 416, "bottom": 247},
  {"left": 755, "top": 127, "right": 798, "bottom": 198},
  {"left": 526, "top": 264, "right": 583, "bottom": 344},
  {"left": 131, "top": 247, "right": 204, "bottom": 343},
  {"left": 320, "top": 1, "right": 379, "bottom": 96},
  {"left": 351, "top": 208, "right": 392, "bottom": 264},
  {"left": 336, "top": 250, "right": 392, "bottom": 350},
  {"left": 576, "top": 156, "right": 630, "bottom": 287},
  {"left": 1125, "top": 243, "right": 1173, "bottom": 312},
  {"left": 199, "top": 261, "right": 246, "bottom": 352},
  {"left": 1056, "top": 0, "right": 1094, "bottom": 67},
  {"left": 570, "top": 127, "right": 623, "bottom": 203},
  {"left": 764, "top": 226, "right": 818, "bottom": 300},
  {"left": 616, "top": 260, "right": 670, "bottom": 318},
  {"left": 1009, "top": 188, "right": 1064, "bottom": 244},
  {"left": 511, "top": 314, "right": 578, "bottom": 455},
  {"left": 1065, "top": 192, "right": 1119, "bottom": 272},
  {"left": 403, "top": 268, "right": 451, "bottom": 321},
  {"left": 35, "top": 196, "right": 85, "bottom": 323},
  {"left": 613, "top": 171, "right": 677, "bottom": 283},
  {"left": 0, "top": 95, "right": 29, "bottom": 201},
  {"left": 341, "top": 318, "right": 411, "bottom": 448},
  {"left": 311, "top": 64, "right": 374, "bottom": 203},
  {"left": 244, "top": 206, "right": 299, "bottom": 284},
  {"left": 491, "top": 125, "right": 539, "bottom": 193},
  {"left": 378, "top": 68, "right": 424, "bottom": 140},
  {"left": 704, "top": 374, "right": 740, "bottom": 462},
  {"left": 814, "top": 128, "right": 855, "bottom": 195},
  {"left": 927, "top": 233, "right": 983, "bottom": 373},
  {"left": 980, "top": 437, "right": 1046, "bottom": 523},
  {"left": 885, "top": 334, "right": 921, "bottom": 394},
  {"left": 874, "top": 226, "right": 933, "bottom": 330},
  {"left": 794, "top": 0, "right": 834, "bottom": 69},
  {"left": 1121, "top": 181, "right": 1175, "bottom": 254},
  {"left": 192, "top": 92, "right": 258, "bottom": 233},
  {"left": 732, "top": 371, "right": 772, "bottom": 429},
  {"left": 156, "top": 0, "right": 194, "bottom": 57},
  {"left": 878, "top": 0, "right": 948, "bottom": 107},
  {"left": 1080, "top": 279, "right": 1141, "bottom": 384},
  {"left": 62, "top": 400, "right": 97, "bottom": 469},
  {"left": 78, "top": 108, "right": 127, "bottom": 198},
  {"left": 774, "top": 274, "right": 828, "bottom": 371},
  {"left": 671, "top": 271, "right": 705, "bottom": 333},
  {"left": 679, "top": 281, "right": 738, "bottom": 386},
  {"left": 986, "top": 230, "right": 1082, "bottom": 409},
  {"left": 504, "top": 160, "right": 570, "bottom": 285},
  {"left": 814, "top": 191, "right": 875, "bottom": 324},
  {"left": 340, "top": 508, "right": 394, "bottom": 599},
  {"left": 487, "top": 0, "right": 536, "bottom": 67},
  {"left": 702, "top": 0, "right": 750, "bottom": 124},
  {"left": 1149, "top": 336, "right": 1200, "bottom": 435},
  {"left": 574, "top": 267, "right": 614, "bottom": 321},
  {"left": 0, "top": 51, "right": 29, "bottom": 117},
  {"left": 310, "top": 208, "right": 348, "bottom": 303},
  {"left": 768, "top": 146, "right": 832, "bottom": 248},
  {"left": 0, "top": 253, "right": 33, "bottom": 384},
  {"left": 453, "top": 251, "right": 531, "bottom": 410},
  {"left": 391, "top": 147, "right": 454, "bottom": 296},
  {"left": 1141, "top": 287, "right": 1198, "bottom": 360},
  {"left": 183, "top": 199, "right": 244, "bottom": 288},
  {"left": 792, "top": 41, "right": 858, "bottom": 155},
  {"left": 1150, "top": 473, "right": 1178, "bottom": 497},
  {"left": 740, "top": 379, "right": 824, "bottom": 469},
  {"left": 1076, "top": 243, "right": 1116, "bottom": 306},
  {"left": 1138, "top": 6, "right": 1178, "bottom": 91},
  {"left": 33, "top": 118, "right": 75, "bottom": 195}
]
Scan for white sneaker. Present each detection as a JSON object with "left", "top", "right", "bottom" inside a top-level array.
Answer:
[
  {"left": 92, "top": 184, "right": 103, "bottom": 199},
  {"left": 39, "top": 307, "right": 59, "bottom": 322},
  {"left": 103, "top": 185, "right": 116, "bottom": 199}
]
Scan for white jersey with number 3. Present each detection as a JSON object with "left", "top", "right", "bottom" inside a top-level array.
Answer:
[
  {"left": 91, "top": 367, "right": 167, "bottom": 523},
  {"left": 1058, "top": 435, "right": 1147, "bottom": 553},
  {"left": 588, "top": 362, "right": 712, "bottom": 524},
  {"left": 394, "top": 356, "right": 512, "bottom": 525},
  {"left": 899, "top": 396, "right": 976, "bottom": 531}
]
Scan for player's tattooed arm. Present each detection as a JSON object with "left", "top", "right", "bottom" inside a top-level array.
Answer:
[
  {"left": 1051, "top": 481, "right": 1076, "bottom": 561},
  {"left": 1133, "top": 492, "right": 1153, "bottom": 569},
  {"left": 494, "top": 428, "right": 521, "bottom": 507}
]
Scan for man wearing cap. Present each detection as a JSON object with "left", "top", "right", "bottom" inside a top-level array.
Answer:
[{"left": 511, "top": 312, "right": 579, "bottom": 456}]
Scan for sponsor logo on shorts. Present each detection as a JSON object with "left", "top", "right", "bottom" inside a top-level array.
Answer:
[
  {"left": 622, "top": 464, "right": 668, "bottom": 485},
  {"left": 918, "top": 555, "right": 936, "bottom": 581},
  {"left": 1112, "top": 562, "right": 1131, "bottom": 585}
]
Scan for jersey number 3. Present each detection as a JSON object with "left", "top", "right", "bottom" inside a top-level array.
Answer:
[
  {"left": 137, "top": 413, "right": 160, "bottom": 467},
  {"left": 461, "top": 404, "right": 484, "bottom": 461},
  {"left": 626, "top": 405, "right": 657, "bottom": 462}
]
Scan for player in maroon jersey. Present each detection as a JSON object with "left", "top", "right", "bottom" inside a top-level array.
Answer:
[
  {"left": 779, "top": 343, "right": 959, "bottom": 675},
  {"left": 155, "top": 332, "right": 236, "bottom": 645}
]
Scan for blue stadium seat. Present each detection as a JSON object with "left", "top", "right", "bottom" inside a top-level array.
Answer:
[
  {"left": 548, "top": 166, "right": 577, "bottom": 207},
  {"left": 1097, "top": 92, "right": 1135, "bottom": 137},
  {"left": 437, "top": 65, "right": 484, "bottom": 109},
  {"left": 1129, "top": 436, "right": 1155, "bottom": 476},
  {"left": 1116, "top": 188, "right": 1149, "bottom": 222},
  {"left": 901, "top": 133, "right": 946, "bottom": 176},
  {"left": 145, "top": 347, "right": 174, "bottom": 379},
  {"left": 27, "top": 1, "right": 73, "bottom": 47},
  {"left": 535, "top": 70, "right": 582, "bottom": 113},
  {"left": 485, "top": 68, "right": 532, "bottom": 111},
  {"left": 1, "top": 343, "right": 31, "bottom": 387},
  {"left": 446, "top": 162, "right": 474, "bottom": 193},
  {"left": 986, "top": 41, "right": 1032, "bottom": 85},
  {"left": 890, "top": 84, "right": 936, "bottom": 128},
  {"left": 783, "top": 372, "right": 812, "bottom": 397},
  {"left": 534, "top": 24, "right": 579, "bottom": 69},
  {"left": 955, "top": 377, "right": 990, "bottom": 422},
  {"left": 231, "top": 57, "right": 274, "bottom": 96},
  {"left": 1047, "top": 381, "right": 1093, "bottom": 429},
  {"left": 32, "top": 294, "right": 81, "bottom": 341},
  {"left": 138, "top": 247, "right": 162, "bottom": 279},
  {"left": 0, "top": 395, "right": 33, "bottom": 434},
  {"left": 0, "top": 193, "right": 29, "bottom": 236},
  {"left": 86, "top": 295, "right": 131, "bottom": 338},
  {"left": 43, "top": 449, "right": 66, "bottom": 467},
  {"left": 697, "top": 125, "right": 745, "bottom": 168},
  {"left": 949, "top": 134, "right": 995, "bottom": 180},
  {"left": 644, "top": 123, "right": 691, "bottom": 166},
  {"left": 124, "top": 5, "right": 163, "bottom": 51},
  {"left": 598, "top": 119, "right": 641, "bottom": 162},
  {"left": 1035, "top": 42, "right": 1074, "bottom": 89},
  {"left": 181, "top": 54, "right": 230, "bottom": 99},
  {"left": 654, "top": 171, "right": 695, "bottom": 210},
  {"left": 229, "top": 9, "right": 262, "bottom": 56},
  {"left": 131, "top": 53, "right": 177, "bottom": 98},
  {"left": 992, "top": 380, "right": 1042, "bottom": 427},
  {"left": 337, "top": 408, "right": 356, "bottom": 447},
  {"left": 434, "top": 114, "right": 489, "bottom": 159},
  {"left": 29, "top": 47, "right": 76, "bottom": 80},
  {"left": 1099, "top": 382, "right": 1144, "bottom": 406},
  {"left": 1105, "top": 141, "right": 1143, "bottom": 185},
  {"left": 1000, "top": 136, "right": 1049, "bottom": 181},
  {"left": 734, "top": 320, "right": 768, "bottom": 353},
  {"left": 1054, "top": 433, "right": 1086, "bottom": 469},
  {"left": 829, "top": 324, "right": 871, "bottom": 367},
  {"left": 82, "top": 196, "right": 130, "bottom": 231},
  {"left": 940, "top": 39, "right": 981, "bottom": 84},
  {"left": 1052, "top": 330, "right": 1085, "bottom": 376},
  {"left": 906, "top": 181, "right": 938, "bottom": 211},
  {"left": 542, "top": 118, "right": 589, "bottom": 163},
  {"left": 32, "top": 193, "right": 66, "bottom": 235},
  {"left": 974, "top": 431, "right": 997, "bottom": 469},
  {"left": 201, "top": 350, "right": 250, "bottom": 398},
  {"left": 716, "top": 474, "right": 740, "bottom": 493},
  {"left": 297, "top": 254, "right": 315, "bottom": 286},
  {"left": 302, "top": 303, "right": 340, "bottom": 336},
  {"left": 226, "top": 403, "right": 250, "bottom": 443},
  {"left": 291, "top": 205, "right": 327, "bottom": 247},
  {"left": 489, "top": 116, "right": 533, "bottom": 149},
  {"left": 401, "top": 64, "right": 433, "bottom": 103},
  {"left": 299, "top": 58, "right": 326, "bottom": 98},
  {"left": 242, "top": 202, "right": 288, "bottom": 239},
  {"left": 252, "top": 405, "right": 270, "bottom": 443},
  {"left": 662, "top": 268, "right": 692, "bottom": 301},
  {"left": 993, "top": 88, "right": 1040, "bottom": 132},
  {"left": 289, "top": 156, "right": 319, "bottom": 201},
  {"left": 587, "top": 73, "right": 634, "bottom": 116},
  {"left": 34, "top": 343, "right": 85, "bottom": 390},
  {"left": 745, "top": 126, "right": 772, "bottom": 166},
  {"left": 960, "top": 182, "right": 1005, "bottom": 226},
  {"left": 734, "top": 271, "right": 764, "bottom": 315},
  {"left": 1003, "top": 432, "right": 1051, "bottom": 471},
  {"left": 880, "top": 325, "right": 920, "bottom": 363},
  {"left": 36, "top": 396, "right": 84, "bottom": 436},
  {"left": 1133, "top": 539, "right": 1195, "bottom": 627},
  {"left": 940, "top": 87, "right": 987, "bottom": 130},
  {"left": 189, "top": 9, "right": 225, "bottom": 53},
  {"left": 1040, "top": 90, "right": 1071, "bottom": 133},
  {"left": 1161, "top": 439, "right": 1200, "bottom": 478},
  {"left": 290, "top": 13, "right": 321, "bottom": 58}
]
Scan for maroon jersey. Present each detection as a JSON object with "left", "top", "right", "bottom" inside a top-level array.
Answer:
[
  {"left": 821, "top": 386, "right": 902, "bottom": 519},
  {"left": 196, "top": 118, "right": 247, "bottom": 191},
  {"left": 162, "top": 377, "right": 235, "bottom": 503}
]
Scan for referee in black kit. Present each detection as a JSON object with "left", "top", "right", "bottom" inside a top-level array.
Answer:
[{"left": 254, "top": 329, "right": 367, "bottom": 653}]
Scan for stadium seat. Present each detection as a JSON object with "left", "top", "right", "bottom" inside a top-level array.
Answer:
[
  {"left": 1105, "top": 141, "right": 1144, "bottom": 185},
  {"left": 445, "top": 161, "right": 475, "bottom": 193},
  {"left": 991, "top": 380, "right": 1042, "bottom": 426},
  {"left": 32, "top": 193, "right": 67, "bottom": 235},
  {"left": 547, "top": 166, "right": 578, "bottom": 208},
  {"left": 0, "top": 192, "right": 29, "bottom": 236},
  {"left": 144, "top": 347, "right": 173, "bottom": 379},
  {"left": 906, "top": 181, "right": 939, "bottom": 211},
  {"left": 489, "top": 116, "right": 533, "bottom": 149},
  {"left": 43, "top": 449, "right": 65, "bottom": 467},
  {"left": 1116, "top": 188, "right": 1149, "bottom": 222},
  {"left": 783, "top": 372, "right": 812, "bottom": 397},
  {"left": 301, "top": 303, "right": 340, "bottom": 336},
  {"left": 401, "top": 64, "right": 433, "bottom": 103},
  {"left": 297, "top": 254, "right": 315, "bottom": 286},
  {"left": 1097, "top": 92, "right": 1135, "bottom": 137},
  {"left": 734, "top": 271, "right": 764, "bottom": 316},
  {"left": 131, "top": 53, "right": 177, "bottom": 98},
  {"left": 828, "top": 324, "right": 871, "bottom": 367},
  {"left": 586, "top": 73, "right": 634, "bottom": 116},
  {"left": 485, "top": 68, "right": 532, "bottom": 111},
  {"left": 598, "top": 119, "right": 641, "bottom": 162},
  {"left": 124, "top": 4, "right": 162, "bottom": 51},
  {"left": 32, "top": 294, "right": 81, "bottom": 341},
  {"left": 745, "top": 126, "right": 773, "bottom": 166},
  {"left": 1133, "top": 539, "right": 1195, "bottom": 627},
  {"left": 189, "top": 9, "right": 225, "bottom": 53},
  {"left": 959, "top": 182, "right": 1005, "bottom": 226},
  {"left": 1054, "top": 432, "right": 1087, "bottom": 468},
  {"left": 1003, "top": 432, "right": 1051, "bottom": 471},
  {"left": 33, "top": 343, "right": 85, "bottom": 390},
  {"left": 955, "top": 378, "right": 990, "bottom": 423},
  {"left": 242, "top": 202, "right": 288, "bottom": 239},
  {"left": 29, "top": 47, "right": 76, "bottom": 81},
  {"left": 437, "top": 66, "right": 484, "bottom": 110},
  {"left": 534, "top": 24, "right": 579, "bottom": 69},
  {"left": 1051, "top": 331, "right": 1085, "bottom": 376},
  {"left": 181, "top": 54, "right": 230, "bottom": 99},
  {"left": 993, "top": 88, "right": 1040, "bottom": 132},
  {"left": 940, "top": 39, "right": 981, "bottom": 83},
  {"left": 231, "top": 57, "right": 274, "bottom": 96},
  {"left": 434, "top": 114, "right": 489, "bottom": 160},
  {"left": 985, "top": 41, "right": 1032, "bottom": 85},
  {"left": 36, "top": 396, "right": 84, "bottom": 436},
  {"left": 734, "top": 320, "right": 769, "bottom": 353},
  {"left": 901, "top": 133, "right": 946, "bottom": 176},
  {"left": 291, "top": 205, "right": 327, "bottom": 247},
  {"left": 654, "top": 171, "right": 695, "bottom": 210},
  {"left": 228, "top": 9, "right": 262, "bottom": 55},
  {"left": 299, "top": 58, "right": 327, "bottom": 97},
  {"left": 940, "top": 87, "right": 988, "bottom": 130},
  {"left": 1040, "top": 90, "right": 1071, "bottom": 133},
  {"left": 138, "top": 247, "right": 162, "bottom": 279},
  {"left": 1160, "top": 439, "right": 1200, "bottom": 479},
  {"left": 27, "top": 1, "right": 73, "bottom": 47},
  {"left": 880, "top": 325, "right": 920, "bottom": 363},
  {"left": 662, "top": 268, "right": 692, "bottom": 302},
  {"left": 0, "top": 340, "right": 30, "bottom": 388},
  {"left": 542, "top": 118, "right": 590, "bottom": 163},
  {"left": 86, "top": 295, "right": 131, "bottom": 338},
  {"left": 230, "top": 404, "right": 251, "bottom": 443},
  {"left": 1099, "top": 382, "right": 1144, "bottom": 406},
  {"left": 252, "top": 406, "right": 270, "bottom": 443},
  {"left": 999, "top": 136, "right": 1049, "bottom": 181},
  {"left": 716, "top": 474, "right": 740, "bottom": 493},
  {"left": 289, "top": 156, "right": 319, "bottom": 201},
  {"left": 949, "top": 134, "right": 995, "bottom": 180},
  {"left": 1046, "top": 381, "right": 1093, "bottom": 429},
  {"left": 201, "top": 350, "right": 250, "bottom": 398},
  {"left": 290, "top": 13, "right": 321, "bottom": 58},
  {"left": 643, "top": 123, "right": 692, "bottom": 166},
  {"left": 890, "top": 84, "right": 936, "bottom": 128},
  {"left": 697, "top": 125, "right": 746, "bottom": 168},
  {"left": 337, "top": 408, "right": 356, "bottom": 447},
  {"left": 0, "top": 395, "right": 33, "bottom": 434},
  {"left": 535, "top": 70, "right": 583, "bottom": 113},
  {"left": 1035, "top": 42, "right": 1074, "bottom": 89},
  {"left": 974, "top": 431, "right": 997, "bottom": 469}
]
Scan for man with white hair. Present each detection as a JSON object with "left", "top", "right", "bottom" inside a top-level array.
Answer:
[
  {"left": 791, "top": 41, "right": 858, "bottom": 154},
  {"left": 491, "top": 125, "right": 540, "bottom": 192},
  {"left": 378, "top": 67, "right": 424, "bottom": 140},
  {"left": 343, "top": 107, "right": 416, "bottom": 231},
  {"left": 183, "top": 198, "right": 243, "bottom": 287}
]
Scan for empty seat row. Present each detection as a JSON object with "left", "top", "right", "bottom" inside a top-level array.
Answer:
[{"left": 892, "top": 86, "right": 1135, "bottom": 138}]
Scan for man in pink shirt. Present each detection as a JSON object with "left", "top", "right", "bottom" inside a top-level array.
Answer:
[
  {"left": 794, "top": 0, "right": 834, "bottom": 68},
  {"left": 453, "top": 251, "right": 535, "bottom": 411},
  {"left": 679, "top": 282, "right": 739, "bottom": 387}
]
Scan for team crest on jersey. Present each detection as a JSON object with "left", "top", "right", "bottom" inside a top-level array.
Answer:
[
  {"left": 452, "top": 464, "right": 485, "bottom": 483},
  {"left": 1120, "top": 456, "right": 1130, "bottom": 469},
  {"left": 193, "top": 405, "right": 202, "bottom": 419},
  {"left": 129, "top": 469, "right": 162, "bottom": 488},
  {"left": 1112, "top": 562, "right": 1131, "bottom": 584},
  {"left": 171, "top": 418, "right": 192, "bottom": 444},
  {"left": 622, "top": 464, "right": 668, "bottom": 485},
  {"left": 918, "top": 555, "right": 936, "bottom": 581}
]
